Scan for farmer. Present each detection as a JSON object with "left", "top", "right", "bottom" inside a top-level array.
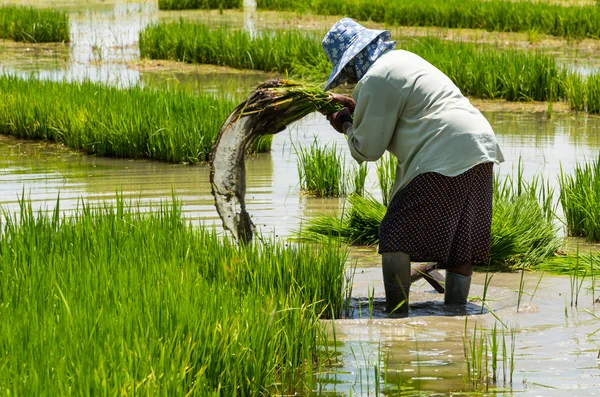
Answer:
[{"left": 322, "top": 18, "right": 504, "bottom": 316}]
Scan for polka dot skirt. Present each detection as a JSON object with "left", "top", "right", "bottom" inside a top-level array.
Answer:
[{"left": 378, "top": 162, "right": 494, "bottom": 269}]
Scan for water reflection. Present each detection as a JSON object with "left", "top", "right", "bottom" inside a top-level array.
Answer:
[
  {"left": 322, "top": 270, "right": 600, "bottom": 395},
  {"left": 139, "top": 66, "right": 268, "bottom": 99},
  {"left": 243, "top": 0, "right": 257, "bottom": 38},
  {"left": 1, "top": 112, "right": 599, "bottom": 237}
]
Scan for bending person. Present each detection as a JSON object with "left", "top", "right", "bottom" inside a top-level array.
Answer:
[{"left": 322, "top": 18, "right": 505, "bottom": 316}]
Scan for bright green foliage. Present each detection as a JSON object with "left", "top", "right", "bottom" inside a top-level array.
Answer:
[
  {"left": 140, "top": 22, "right": 600, "bottom": 113},
  {"left": 158, "top": 0, "right": 308, "bottom": 10},
  {"left": 299, "top": 193, "right": 386, "bottom": 246},
  {"left": 0, "top": 197, "right": 347, "bottom": 395},
  {"left": 0, "top": 75, "right": 272, "bottom": 163},
  {"left": 296, "top": 140, "right": 346, "bottom": 197},
  {"left": 490, "top": 174, "right": 562, "bottom": 270},
  {"left": 258, "top": 0, "right": 310, "bottom": 11},
  {"left": 352, "top": 162, "right": 368, "bottom": 196},
  {"left": 159, "top": 0, "right": 600, "bottom": 40},
  {"left": 536, "top": 253, "right": 600, "bottom": 276},
  {"left": 559, "top": 155, "right": 600, "bottom": 242},
  {"left": 298, "top": 167, "right": 561, "bottom": 270},
  {"left": 0, "top": 5, "right": 69, "bottom": 43},
  {"left": 285, "top": 0, "right": 600, "bottom": 40},
  {"left": 376, "top": 153, "right": 398, "bottom": 207},
  {"left": 139, "top": 21, "right": 328, "bottom": 78},
  {"left": 159, "top": 0, "right": 241, "bottom": 9}
]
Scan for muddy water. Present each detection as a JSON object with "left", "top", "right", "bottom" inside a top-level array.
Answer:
[
  {"left": 1, "top": 1, "right": 600, "bottom": 395},
  {"left": 1, "top": 111, "right": 599, "bottom": 240},
  {"left": 324, "top": 269, "right": 600, "bottom": 395}
]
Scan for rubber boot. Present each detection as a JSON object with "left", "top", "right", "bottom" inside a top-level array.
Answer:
[
  {"left": 382, "top": 252, "right": 411, "bottom": 317},
  {"left": 444, "top": 271, "right": 472, "bottom": 305}
]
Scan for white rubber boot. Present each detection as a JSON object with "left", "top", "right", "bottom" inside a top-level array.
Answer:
[
  {"left": 444, "top": 271, "right": 472, "bottom": 305},
  {"left": 382, "top": 252, "right": 411, "bottom": 317}
]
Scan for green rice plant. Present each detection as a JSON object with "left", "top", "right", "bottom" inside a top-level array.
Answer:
[
  {"left": 298, "top": 193, "right": 385, "bottom": 245},
  {"left": 309, "top": 0, "right": 600, "bottom": 40},
  {"left": 463, "top": 319, "right": 517, "bottom": 390},
  {"left": 140, "top": 21, "right": 600, "bottom": 113},
  {"left": 536, "top": 253, "right": 600, "bottom": 276},
  {"left": 0, "top": 75, "right": 271, "bottom": 163},
  {"left": 490, "top": 184, "right": 562, "bottom": 270},
  {"left": 559, "top": 155, "right": 600, "bottom": 242},
  {"left": 352, "top": 162, "right": 368, "bottom": 196},
  {"left": 0, "top": 195, "right": 347, "bottom": 395},
  {"left": 376, "top": 153, "right": 397, "bottom": 207},
  {"left": 296, "top": 140, "right": 347, "bottom": 197},
  {"left": 298, "top": 167, "right": 561, "bottom": 271},
  {"left": 163, "top": 0, "right": 600, "bottom": 39},
  {"left": 0, "top": 5, "right": 69, "bottom": 43},
  {"left": 139, "top": 22, "right": 329, "bottom": 79},
  {"left": 158, "top": 0, "right": 241, "bottom": 10},
  {"left": 248, "top": 134, "right": 273, "bottom": 153}
]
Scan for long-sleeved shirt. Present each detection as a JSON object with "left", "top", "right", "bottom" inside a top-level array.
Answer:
[{"left": 345, "top": 49, "right": 505, "bottom": 200}]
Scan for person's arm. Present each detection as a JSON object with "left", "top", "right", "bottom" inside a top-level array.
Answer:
[{"left": 345, "top": 76, "right": 406, "bottom": 163}]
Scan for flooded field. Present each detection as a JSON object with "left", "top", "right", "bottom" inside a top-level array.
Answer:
[{"left": 1, "top": 0, "right": 599, "bottom": 395}]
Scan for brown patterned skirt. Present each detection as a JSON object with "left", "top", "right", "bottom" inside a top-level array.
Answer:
[{"left": 378, "top": 162, "right": 494, "bottom": 269}]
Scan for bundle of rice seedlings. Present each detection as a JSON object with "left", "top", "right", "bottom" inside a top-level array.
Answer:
[
  {"left": 210, "top": 79, "right": 343, "bottom": 243},
  {"left": 559, "top": 155, "right": 600, "bottom": 242}
]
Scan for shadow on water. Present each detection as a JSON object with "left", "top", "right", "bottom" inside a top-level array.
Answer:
[{"left": 347, "top": 297, "right": 488, "bottom": 320}]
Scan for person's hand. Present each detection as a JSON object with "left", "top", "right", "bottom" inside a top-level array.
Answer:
[
  {"left": 328, "top": 93, "right": 356, "bottom": 114},
  {"left": 327, "top": 107, "right": 352, "bottom": 133}
]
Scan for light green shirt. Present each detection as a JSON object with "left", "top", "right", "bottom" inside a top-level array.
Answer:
[{"left": 345, "top": 49, "right": 504, "bottom": 199}]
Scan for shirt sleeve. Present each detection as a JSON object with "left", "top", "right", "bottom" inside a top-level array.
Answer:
[{"left": 345, "top": 75, "right": 406, "bottom": 163}]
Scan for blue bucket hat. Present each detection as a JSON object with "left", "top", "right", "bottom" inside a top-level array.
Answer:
[{"left": 322, "top": 18, "right": 396, "bottom": 90}]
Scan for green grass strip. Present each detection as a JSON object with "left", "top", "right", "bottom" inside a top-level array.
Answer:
[
  {"left": 0, "top": 75, "right": 271, "bottom": 163},
  {"left": 139, "top": 22, "right": 330, "bottom": 79},
  {"left": 0, "top": 196, "right": 347, "bottom": 395},
  {"left": 559, "top": 154, "right": 600, "bottom": 242},
  {"left": 0, "top": 5, "right": 69, "bottom": 43},
  {"left": 139, "top": 22, "right": 600, "bottom": 113},
  {"left": 160, "top": 0, "right": 600, "bottom": 40}
]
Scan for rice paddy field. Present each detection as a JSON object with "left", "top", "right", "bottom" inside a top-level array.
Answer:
[{"left": 0, "top": 0, "right": 599, "bottom": 395}]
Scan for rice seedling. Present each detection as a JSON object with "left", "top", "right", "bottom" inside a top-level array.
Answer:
[
  {"left": 0, "top": 195, "right": 348, "bottom": 395},
  {"left": 376, "top": 153, "right": 397, "bottom": 207},
  {"left": 352, "top": 162, "right": 368, "bottom": 197},
  {"left": 139, "top": 21, "right": 600, "bottom": 114},
  {"left": 297, "top": 193, "right": 385, "bottom": 245},
  {"left": 535, "top": 252, "right": 600, "bottom": 277},
  {"left": 463, "top": 319, "right": 517, "bottom": 390},
  {"left": 296, "top": 140, "right": 347, "bottom": 197},
  {"left": 158, "top": 0, "right": 241, "bottom": 10},
  {"left": 517, "top": 268, "right": 526, "bottom": 311},
  {"left": 159, "top": 0, "right": 309, "bottom": 10},
  {"left": 559, "top": 154, "right": 600, "bottom": 242},
  {"left": 0, "top": 5, "right": 69, "bottom": 43},
  {"left": 166, "top": 0, "right": 600, "bottom": 39},
  {"left": 139, "top": 22, "right": 329, "bottom": 80},
  {"left": 294, "top": 0, "right": 600, "bottom": 40},
  {"left": 0, "top": 75, "right": 271, "bottom": 163},
  {"left": 298, "top": 167, "right": 561, "bottom": 271},
  {"left": 490, "top": 166, "right": 562, "bottom": 270},
  {"left": 480, "top": 265, "right": 499, "bottom": 314}
]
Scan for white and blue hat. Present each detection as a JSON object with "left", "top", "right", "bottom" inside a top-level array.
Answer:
[{"left": 322, "top": 18, "right": 396, "bottom": 90}]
